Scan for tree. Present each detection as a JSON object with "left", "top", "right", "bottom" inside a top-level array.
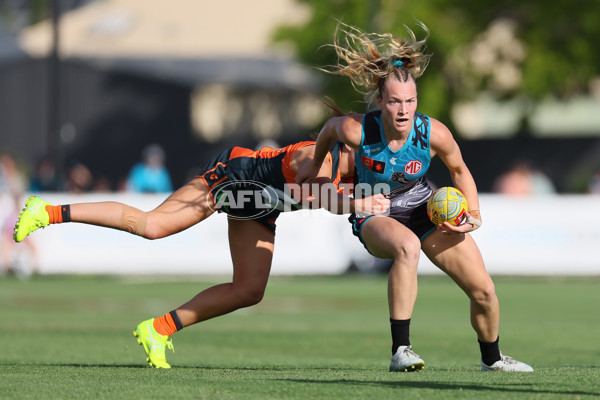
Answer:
[{"left": 273, "top": 0, "right": 600, "bottom": 136}]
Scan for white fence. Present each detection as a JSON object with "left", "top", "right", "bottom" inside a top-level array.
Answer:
[{"left": 3, "top": 193, "right": 600, "bottom": 276}]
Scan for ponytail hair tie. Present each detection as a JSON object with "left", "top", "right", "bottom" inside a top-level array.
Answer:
[{"left": 390, "top": 59, "right": 404, "bottom": 67}]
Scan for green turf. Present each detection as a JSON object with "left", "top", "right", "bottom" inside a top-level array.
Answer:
[{"left": 0, "top": 274, "right": 598, "bottom": 399}]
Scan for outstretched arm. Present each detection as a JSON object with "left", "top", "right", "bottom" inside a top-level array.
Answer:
[
  {"left": 291, "top": 143, "right": 390, "bottom": 215},
  {"left": 312, "top": 176, "right": 389, "bottom": 215}
]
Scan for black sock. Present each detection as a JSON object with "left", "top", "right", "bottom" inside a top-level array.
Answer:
[
  {"left": 170, "top": 310, "right": 184, "bottom": 331},
  {"left": 390, "top": 318, "right": 411, "bottom": 354},
  {"left": 61, "top": 205, "right": 71, "bottom": 223},
  {"left": 479, "top": 336, "right": 501, "bottom": 366}
]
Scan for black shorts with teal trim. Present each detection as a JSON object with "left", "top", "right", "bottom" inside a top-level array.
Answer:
[{"left": 349, "top": 203, "right": 436, "bottom": 253}]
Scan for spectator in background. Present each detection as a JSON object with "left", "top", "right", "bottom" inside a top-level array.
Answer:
[
  {"left": 493, "top": 161, "right": 555, "bottom": 196},
  {"left": 65, "top": 162, "right": 94, "bottom": 194},
  {"left": 0, "top": 154, "right": 26, "bottom": 196},
  {"left": 30, "top": 158, "right": 58, "bottom": 192},
  {"left": 127, "top": 144, "right": 173, "bottom": 193},
  {"left": 93, "top": 177, "right": 112, "bottom": 192}
]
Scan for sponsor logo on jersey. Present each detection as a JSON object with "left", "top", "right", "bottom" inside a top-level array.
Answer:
[
  {"left": 361, "top": 156, "right": 386, "bottom": 174},
  {"left": 362, "top": 146, "right": 382, "bottom": 154},
  {"left": 404, "top": 160, "right": 422, "bottom": 175}
]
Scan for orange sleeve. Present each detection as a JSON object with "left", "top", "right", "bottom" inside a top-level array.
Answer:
[{"left": 229, "top": 146, "right": 258, "bottom": 159}]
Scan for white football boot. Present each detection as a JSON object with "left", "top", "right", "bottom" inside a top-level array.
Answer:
[
  {"left": 389, "top": 345, "right": 425, "bottom": 372},
  {"left": 481, "top": 353, "right": 534, "bottom": 372}
]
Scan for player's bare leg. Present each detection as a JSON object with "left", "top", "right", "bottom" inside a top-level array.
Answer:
[
  {"left": 69, "top": 177, "right": 214, "bottom": 239},
  {"left": 361, "top": 217, "right": 420, "bottom": 320},
  {"left": 360, "top": 216, "right": 424, "bottom": 372},
  {"left": 422, "top": 230, "right": 533, "bottom": 371},
  {"left": 133, "top": 205, "right": 274, "bottom": 368},
  {"left": 173, "top": 218, "right": 274, "bottom": 326},
  {"left": 421, "top": 231, "right": 498, "bottom": 341}
]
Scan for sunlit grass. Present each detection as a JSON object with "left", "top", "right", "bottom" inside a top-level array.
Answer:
[{"left": 0, "top": 274, "right": 598, "bottom": 399}]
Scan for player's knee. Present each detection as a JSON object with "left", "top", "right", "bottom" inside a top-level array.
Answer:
[
  {"left": 393, "top": 236, "right": 421, "bottom": 262},
  {"left": 471, "top": 281, "right": 497, "bottom": 308},
  {"left": 236, "top": 286, "right": 266, "bottom": 307}
]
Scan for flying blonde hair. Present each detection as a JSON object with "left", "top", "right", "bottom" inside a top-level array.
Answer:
[{"left": 321, "top": 21, "right": 432, "bottom": 102}]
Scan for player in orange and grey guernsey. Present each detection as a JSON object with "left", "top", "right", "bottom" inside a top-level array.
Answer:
[
  {"left": 13, "top": 140, "right": 389, "bottom": 368},
  {"left": 296, "top": 22, "right": 533, "bottom": 372}
]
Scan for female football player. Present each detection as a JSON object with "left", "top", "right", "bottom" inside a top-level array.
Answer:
[
  {"left": 13, "top": 139, "right": 389, "bottom": 368},
  {"left": 296, "top": 22, "right": 533, "bottom": 372}
]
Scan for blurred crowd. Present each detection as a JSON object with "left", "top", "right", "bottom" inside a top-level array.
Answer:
[
  {"left": 0, "top": 144, "right": 173, "bottom": 277},
  {"left": 10, "top": 143, "right": 173, "bottom": 195}
]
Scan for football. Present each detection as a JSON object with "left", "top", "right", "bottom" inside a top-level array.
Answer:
[{"left": 426, "top": 186, "right": 468, "bottom": 226}]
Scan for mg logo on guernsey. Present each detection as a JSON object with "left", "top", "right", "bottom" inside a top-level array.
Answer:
[{"left": 404, "top": 160, "right": 422, "bottom": 175}]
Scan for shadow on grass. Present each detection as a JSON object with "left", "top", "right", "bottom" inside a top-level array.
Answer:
[
  {"left": 0, "top": 362, "right": 374, "bottom": 371},
  {"left": 275, "top": 377, "right": 600, "bottom": 397},
  {"left": 2, "top": 362, "right": 598, "bottom": 398},
  {"left": 0, "top": 362, "right": 148, "bottom": 368}
]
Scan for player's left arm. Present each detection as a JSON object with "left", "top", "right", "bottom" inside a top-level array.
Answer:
[
  {"left": 291, "top": 147, "right": 341, "bottom": 211},
  {"left": 310, "top": 176, "right": 389, "bottom": 215},
  {"left": 430, "top": 118, "right": 482, "bottom": 233},
  {"left": 293, "top": 146, "right": 388, "bottom": 214}
]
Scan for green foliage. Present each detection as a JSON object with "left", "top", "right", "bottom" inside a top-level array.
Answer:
[
  {"left": 272, "top": 0, "right": 379, "bottom": 115},
  {"left": 273, "top": 0, "right": 600, "bottom": 133}
]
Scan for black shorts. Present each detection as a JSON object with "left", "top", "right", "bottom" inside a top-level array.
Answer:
[
  {"left": 197, "top": 148, "right": 282, "bottom": 234},
  {"left": 349, "top": 203, "right": 436, "bottom": 253}
]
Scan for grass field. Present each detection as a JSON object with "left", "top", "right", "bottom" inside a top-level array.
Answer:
[{"left": 0, "top": 274, "right": 598, "bottom": 399}]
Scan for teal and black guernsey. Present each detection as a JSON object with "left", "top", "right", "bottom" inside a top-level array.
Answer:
[
  {"left": 349, "top": 110, "right": 436, "bottom": 242},
  {"left": 354, "top": 110, "right": 433, "bottom": 205}
]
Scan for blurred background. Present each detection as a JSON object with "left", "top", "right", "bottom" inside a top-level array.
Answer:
[{"left": 0, "top": 0, "right": 599, "bottom": 277}]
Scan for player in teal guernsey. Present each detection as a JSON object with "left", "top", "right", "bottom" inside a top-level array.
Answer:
[
  {"left": 297, "top": 22, "right": 533, "bottom": 373},
  {"left": 353, "top": 109, "right": 436, "bottom": 242},
  {"left": 355, "top": 110, "right": 431, "bottom": 192}
]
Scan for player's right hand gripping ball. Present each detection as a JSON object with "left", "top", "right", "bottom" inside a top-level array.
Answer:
[{"left": 426, "top": 187, "right": 468, "bottom": 226}]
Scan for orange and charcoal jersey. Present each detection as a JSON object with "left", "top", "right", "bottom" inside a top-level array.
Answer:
[{"left": 197, "top": 141, "right": 351, "bottom": 234}]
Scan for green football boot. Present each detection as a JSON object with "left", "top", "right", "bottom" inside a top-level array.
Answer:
[
  {"left": 13, "top": 196, "right": 51, "bottom": 242},
  {"left": 133, "top": 318, "right": 174, "bottom": 369}
]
